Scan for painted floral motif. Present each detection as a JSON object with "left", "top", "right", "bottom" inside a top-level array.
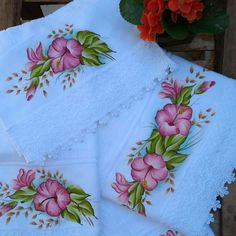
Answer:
[
  {"left": 6, "top": 24, "right": 114, "bottom": 101},
  {"left": 0, "top": 168, "right": 96, "bottom": 229},
  {"left": 131, "top": 154, "right": 168, "bottom": 191},
  {"left": 112, "top": 66, "right": 216, "bottom": 215}
]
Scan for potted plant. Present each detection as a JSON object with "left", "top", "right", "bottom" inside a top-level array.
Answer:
[{"left": 119, "top": 0, "right": 229, "bottom": 46}]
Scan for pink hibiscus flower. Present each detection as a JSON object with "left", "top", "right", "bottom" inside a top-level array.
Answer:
[
  {"left": 112, "top": 173, "right": 132, "bottom": 204},
  {"left": 155, "top": 103, "right": 192, "bottom": 137},
  {"left": 26, "top": 43, "right": 44, "bottom": 71},
  {"left": 12, "top": 169, "right": 35, "bottom": 190},
  {"left": 26, "top": 83, "right": 37, "bottom": 101},
  {"left": 159, "top": 80, "right": 183, "bottom": 100},
  {"left": 34, "top": 179, "right": 71, "bottom": 217},
  {"left": 47, "top": 37, "right": 82, "bottom": 73},
  {"left": 0, "top": 205, "right": 11, "bottom": 217},
  {"left": 131, "top": 154, "right": 168, "bottom": 191},
  {"left": 195, "top": 81, "right": 216, "bottom": 94}
]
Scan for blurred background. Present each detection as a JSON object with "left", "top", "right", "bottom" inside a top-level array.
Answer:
[{"left": 0, "top": 0, "right": 235, "bottom": 235}]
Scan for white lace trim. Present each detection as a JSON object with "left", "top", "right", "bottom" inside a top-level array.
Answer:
[{"left": 206, "top": 168, "right": 236, "bottom": 224}]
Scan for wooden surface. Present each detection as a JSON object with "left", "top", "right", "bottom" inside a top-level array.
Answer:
[
  {"left": 0, "top": 0, "right": 235, "bottom": 235},
  {"left": 0, "top": 0, "right": 22, "bottom": 30}
]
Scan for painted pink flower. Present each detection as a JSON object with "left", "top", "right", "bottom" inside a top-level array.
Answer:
[
  {"left": 0, "top": 205, "right": 11, "bottom": 217},
  {"left": 34, "top": 179, "right": 71, "bottom": 217},
  {"left": 161, "top": 230, "right": 177, "bottom": 236},
  {"left": 131, "top": 154, "right": 168, "bottom": 191},
  {"left": 155, "top": 103, "right": 192, "bottom": 137},
  {"left": 195, "top": 81, "right": 216, "bottom": 94},
  {"left": 47, "top": 37, "right": 82, "bottom": 73},
  {"left": 26, "top": 83, "right": 37, "bottom": 101},
  {"left": 12, "top": 169, "right": 35, "bottom": 190},
  {"left": 112, "top": 173, "right": 132, "bottom": 204},
  {"left": 159, "top": 80, "right": 183, "bottom": 100},
  {"left": 26, "top": 42, "right": 44, "bottom": 70}
]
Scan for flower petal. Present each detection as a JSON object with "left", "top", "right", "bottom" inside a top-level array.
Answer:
[
  {"left": 143, "top": 171, "right": 158, "bottom": 191},
  {"left": 151, "top": 167, "right": 168, "bottom": 181},
  {"left": 159, "top": 122, "right": 179, "bottom": 136},
  {"left": 144, "top": 154, "right": 166, "bottom": 169},
  {"left": 175, "top": 119, "right": 191, "bottom": 136}
]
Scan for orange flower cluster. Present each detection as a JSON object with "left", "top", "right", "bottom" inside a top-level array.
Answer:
[
  {"left": 168, "top": 0, "right": 204, "bottom": 22},
  {"left": 137, "top": 0, "right": 166, "bottom": 42},
  {"left": 137, "top": 0, "right": 204, "bottom": 42}
]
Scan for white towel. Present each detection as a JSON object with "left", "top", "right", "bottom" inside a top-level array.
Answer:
[
  {"left": 98, "top": 54, "right": 236, "bottom": 236},
  {"left": 0, "top": 0, "right": 175, "bottom": 164}
]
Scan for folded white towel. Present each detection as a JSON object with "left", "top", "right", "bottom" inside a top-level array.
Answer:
[
  {"left": 98, "top": 54, "right": 236, "bottom": 236},
  {"left": 0, "top": 0, "right": 175, "bottom": 164}
]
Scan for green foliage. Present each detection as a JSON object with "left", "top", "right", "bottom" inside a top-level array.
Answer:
[
  {"left": 188, "top": 2, "right": 229, "bottom": 34},
  {"left": 161, "top": 11, "right": 191, "bottom": 40},
  {"left": 119, "top": 0, "right": 144, "bottom": 25},
  {"left": 67, "top": 185, "right": 90, "bottom": 203},
  {"left": 61, "top": 202, "right": 81, "bottom": 224},
  {"left": 30, "top": 60, "right": 50, "bottom": 79},
  {"left": 173, "top": 86, "right": 194, "bottom": 105},
  {"left": 9, "top": 186, "right": 36, "bottom": 203},
  {"left": 146, "top": 129, "right": 188, "bottom": 170},
  {"left": 62, "top": 185, "right": 95, "bottom": 224},
  {"left": 76, "top": 31, "right": 113, "bottom": 66},
  {"left": 128, "top": 182, "right": 144, "bottom": 208}
]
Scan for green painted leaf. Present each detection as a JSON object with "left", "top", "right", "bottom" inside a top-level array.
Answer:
[
  {"left": 161, "top": 11, "right": 190, "bottom": 40},
  {"left": 77, "top": 200, "right": 95, "bottom": 216},
  {"left": 61, "top": 202, "right": 81, "bottom": 224},
  {"left": 76, "top": 30, "right": 112, "bottom": 57},
  {"left": 119, "top": 0, "right": 144, "bottom": 25},
  {"left": 136, "top": 202, "right": 146, "bottom": 215},
  {"left": 128, "top": 182, "right": 144, "bottom": 208},
  {"left": 146, "top": 130, "right": 165, "bottom": 155},
  {"left": 146, "top": 129, "right": 159, "bottom": 142},
  {"left": 67, "top": 185, "right": 90, "bottom": 204},
  {"left": 166, "top": 153, "right": 188, "bottom": 170},
  {"left": 174, "top": 86, "right": 194, "bottom": 105},
  {"left": 80, "top": 48, "right": 102, "bottom": 66},
  {"left": 164, "top": 135, "right": 187, "bottom": 153},
  {"left": 9, "top": 186, "right": 36, "bottom": 203},
  {"left": 30, "top": 60, "right": 50, "bottom": 79},
  {"left": 188, "top": 2, "right": 229, "bottom": 34}
]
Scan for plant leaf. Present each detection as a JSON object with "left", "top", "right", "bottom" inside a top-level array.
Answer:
[
  {"left": 119, "top": 0, "right": 144, "bottom": 25},
  {"left": 30, "top": 60, "right": 50, "bottom": 79},
  {"left": 77, "top": 200, "right": 95, "bottom": 216},
  {"left": 164, "top": 134, "right": 187, "bottom": 153},
  {"left": 174, "top": 86, "right": 194, "bottom": 105},
  {"left": 128, "top": 182, "right": 144, "bottom": 208},
  {"left": 9, "top": 186, "right": 36, "bottom": 203},
  {"left": 136, "top": 202, "right": 146, "bottom": 215},
  {"left": 76, "top": 31, "right": 112, "bottom": 54},
  {"left": 161, "top": 10, "right": 190, "bottom": 40},
  {"left": 188, "top": 2, "right": 229, "bottom": 34},
  {"left": 80, "top": 48, "right": 101, "bottom": 66},
  {"left": 166, "top": 153, "right": 188, "bottom": 170},
  {"left": 61, "top": 202, "right": 81, "bottom": 224},
  {"left": 67, "top": 185, "right": 90, "bottom": 204}
]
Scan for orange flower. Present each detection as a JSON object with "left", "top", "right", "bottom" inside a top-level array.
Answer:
[
  {"left": 168, "top": 0, "right": 204, "bottom": 22},
  {"left": 137, "top": 0, "right": 166, "bottom": 42}
]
